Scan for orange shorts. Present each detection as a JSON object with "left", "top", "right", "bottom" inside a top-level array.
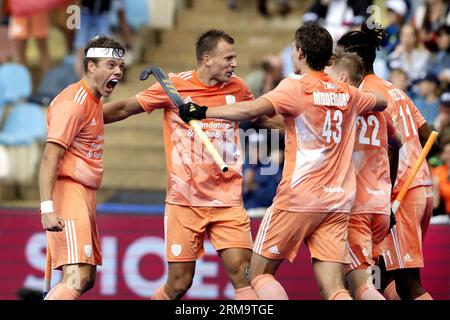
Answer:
[
  {"left": 164, "top": 204, "right": 253, "bottom": 262},
  {"left": 345, "top": 213, "right": 390, "bottom": 274},
  {"left": 8, "top": 12, "right": 49, "bottom": 40},
  {"left": 46, "top": 178, "right": 102, "bottom": 270},
  {"left": 380, "top": 186, "right": 433, "bottom": 271},
  {"left": 253, "top": 207, "right": 350, "bottom": 264}
]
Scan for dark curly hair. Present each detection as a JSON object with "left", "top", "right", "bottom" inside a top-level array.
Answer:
[{"left": 336, "top": 22, "right": 387, "bottom": 74}]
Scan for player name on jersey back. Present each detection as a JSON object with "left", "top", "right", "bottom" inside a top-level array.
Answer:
[{"left": 313, "top": 92, "right": 350, "bottom": 107}]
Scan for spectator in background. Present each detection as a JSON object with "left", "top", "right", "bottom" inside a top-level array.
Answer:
[
  {"left": 7, "top": 5, "right": 50, "bottom": 74},
  {"left": 431, "top": 137, "right": 450, "bottom": 223},
  {"left": 242, "top": 132, "right": 283, "bottom": 217},
  {"left": 411, "top": 72, "right": 441, "bottom": 125},
  {"left": 51, "top": 1, "right": 79, "bottom": 55},
  {"left": 428, "top": 25, "right": 450, "bottom": 90},
  {"left": 227, "top": 0, "right": 292, "bottom": 17},
  {"left": 74, "top": 0, "right": 112, "bottom": 77},
  {"left": 111, "top": 0, "right": 133, "bottom": 63},
  {"left": 245, "top": 54, "right": 284, "bottom": 98},
  {"left": 389, "top": 24, "right": 430, "bottom": 82},
  {"left": 413, "top": 0, "right": 450, "bottom": 52},
  {"left": 257, "top": 0, "right": 292, "bottom": 17},
  {"left": 381, "top": 0, "right": 408, "bottom": 55},
  {"left": 303, "top": 0, "right": 373, "bottom": 26},
  {"left": 0, "top": 0, "right": 14, "bottom": 63},
  {"left": 433, "top": 91, "right": 450, "bottom": 137},
  {"left": 390, "top": 68, "right": 412, "bottom": 95}
]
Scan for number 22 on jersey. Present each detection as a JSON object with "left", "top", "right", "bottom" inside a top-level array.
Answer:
[{"left": 356, "top": 115, "right": 380, "bottom": 146}]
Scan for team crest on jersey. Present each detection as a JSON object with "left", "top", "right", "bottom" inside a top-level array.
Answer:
[
  {"left": 225, "top": 95, "right": 236, "bottom": 104},
  {"left": 84, "top": 245, "right": 93, "bottom": 258},
  {"left": 171, "top": 244, "right": 182, "bottom": 256}
]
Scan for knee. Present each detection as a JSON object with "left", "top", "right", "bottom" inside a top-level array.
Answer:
[
  {"left": 228, "top": 259, "right": 252, "bottom": 288},
  {"left": 81, "top": 272, "right": 96, "bottom": 293},
  {"left": 395, "top": 278, "right": 423, "bottom": 300},
  {"left": 170, "top": 273, "right": 193, "bottom": 298},
  {"left": 63, "top": 265, "right": 96, "bottom": 294},
  {"left": 228, "top": 258, "right": 249, "bottom": 278}
]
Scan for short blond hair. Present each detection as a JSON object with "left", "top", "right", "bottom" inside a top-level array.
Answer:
[{"left": 331, "top": 48, "right": 365, "bottom": 86}]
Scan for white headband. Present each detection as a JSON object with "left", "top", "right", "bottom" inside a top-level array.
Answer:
[{"left": 86, "top": 47, "right": 125, "bottom": 60}]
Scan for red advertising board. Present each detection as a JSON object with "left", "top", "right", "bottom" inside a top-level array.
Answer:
[{"left": 0, "top": 209, "right": 449, "bottom": 300}]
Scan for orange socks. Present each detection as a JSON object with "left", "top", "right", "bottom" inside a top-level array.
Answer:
[
  {"left": 151, "top": 285, "right": 171, "bottom": 300},
  {"left": 328, "top": 289, "right": 352, "bottom": 300},
  {"left": 355, "top": 284, "right": 385, "bottom": 300},
  {"left": 415, "top": 292, "right": 433, "bottom": 300},
  {"left": 235, "top": 285, "right": 259, "bottom": 300},
  {"left": 251, "top": 274, "right": 288, "bottom": 300},
  {"left": 44, "top": 283, "right": 80, "bottom": 300},
  {"left": 383, "top": 281, "right": 400, "bottom": 300}
]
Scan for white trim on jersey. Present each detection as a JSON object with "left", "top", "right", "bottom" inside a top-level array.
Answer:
[
  {"left": 254, "top": 208, "right": 273, "bottom": 254},
  {"left": 391, "top": 226, "right": 405, "bottom": 269},
  {"left": 348, "top": 245, "right": 362, "bottom": 269},
  {"left": 74, "top": 87, "right": 88, "bottom": 105}
]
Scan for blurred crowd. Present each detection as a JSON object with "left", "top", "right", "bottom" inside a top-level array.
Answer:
[{"left": 1, "top": 0, "right": 450, "bottom": 221}]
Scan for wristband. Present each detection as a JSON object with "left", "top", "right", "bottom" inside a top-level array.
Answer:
[{"left": 40, "top": 200, "right": 54, "bottom": 214}]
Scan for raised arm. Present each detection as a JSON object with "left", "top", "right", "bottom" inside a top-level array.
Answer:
[
  {"left": 368, "top": 90, "right": 387, "bottom": 112},
  {"left": 207, "top": 97, "right": 275, "bottom": 121},
  {"left": 103, "top": 96, "right": 144, "bottom": 124},
  {"left": 179, "top": 97, "right": 276, "bottom": 122},
  {"left": 254, "top": 114, "right": 285, "bottom": 131}
]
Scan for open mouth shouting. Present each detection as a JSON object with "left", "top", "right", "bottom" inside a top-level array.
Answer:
[{"left": 104, "top": 78, "right": 120, "bottom": 95}]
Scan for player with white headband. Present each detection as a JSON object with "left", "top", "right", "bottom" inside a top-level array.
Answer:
[{"left": 39, "top": 36, "right": 125, "bottom": 300}]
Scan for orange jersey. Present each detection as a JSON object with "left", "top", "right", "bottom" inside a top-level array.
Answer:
[
  {"left": 351, "top": 75, "right": 399, "bottom": 215},
  {"left": 262, "top": 71, "right": 377, "bottom": 213},
  {"left": 361, "top": 75, "right": 432, "bottom": 197},
  {"left": 136, "top": 70, "right": 254, "bottom": 207},
  {"left": 46, "top": 80, "right": 104, "bottom": 189}
]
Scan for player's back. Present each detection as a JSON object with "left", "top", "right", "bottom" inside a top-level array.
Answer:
[
  {"left": 263, "top": 71, "right": 376, "bottom": 213},
  {"left": 362, "top": 75, "right": 432, "bottom": 196},
  {"left": 351, "top": 75, "right": 395, "bottom": 215}
]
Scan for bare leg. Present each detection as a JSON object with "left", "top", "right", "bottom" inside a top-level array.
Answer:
[
  {"left": 45, "top": 263, "right": 96, "bottom": 300},
  {"left": 249, "top": 252, "right": 287, "bottom": 299},
  {"left": 36, "top": 37, "right": 50, "bottom": 74},
  {"left": 313, "top": 259, "right": 351, "bottom": 299},
  {"left": 14, "top": 39, "right": 27, "bottom": 65},
  {"left": 220, "top": 248, "right": 252, "bottom": 289},
  {"left": 163, "top": 261, "right": 196, "bottom": 300}
]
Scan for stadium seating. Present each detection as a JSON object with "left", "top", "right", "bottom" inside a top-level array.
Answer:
[
  {"left": 0, "top": 144, "right": 10, "bottom": 180},
  {"left": 109, "top": 0, "right": 150, "bottom": 31},
  {"left": 0, "top": 63, "right": 46, "bottom": 187},
  {"left": 0, "top": 63, "right": 32, "bottom": 104},
  {"left": 0, "top": 103, "right": 46, "bottom": 184},
  {"left": 30, "top": 56, "right": 78, "bottom": 106}
]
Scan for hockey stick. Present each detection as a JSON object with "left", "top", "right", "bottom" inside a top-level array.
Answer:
[
  {"left": 389, "top": 131, "right": 439, "bottom": 230},
  {"left": 140, "top": 66, "right": 228, "bottom": 172},
  {"left": 42, "top": 243, "right": 51, "bottom": 299}
]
